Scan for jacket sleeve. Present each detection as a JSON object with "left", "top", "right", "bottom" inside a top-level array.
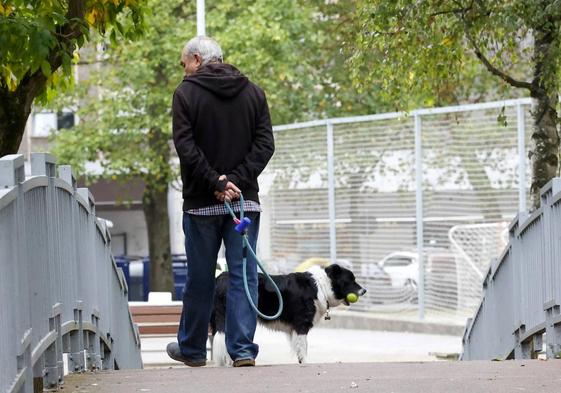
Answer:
[
  {"left": 172, "top": 89, "right": 223, "bottom": 192},
  {"left": 227, "top": 92, "right": 275, "bottom": 190}
]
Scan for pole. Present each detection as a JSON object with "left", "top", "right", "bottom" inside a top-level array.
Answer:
[
  {"left": 197, "top": 0, "right": 206, "bottom": 36},
  {"left": 327, "top": 122, "right": 337, "bottom": 265},
  {"left": 414, "top": 113, "right": 425, "bottom": 320}
]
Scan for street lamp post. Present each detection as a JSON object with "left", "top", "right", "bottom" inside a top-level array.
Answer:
[{"left": 197, "top": 0, "right": 205, "bottom": 36}]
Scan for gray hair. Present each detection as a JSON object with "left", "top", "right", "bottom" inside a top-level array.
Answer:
[{"left": 182, "top": 36, "right": 223, "bottom": 66}]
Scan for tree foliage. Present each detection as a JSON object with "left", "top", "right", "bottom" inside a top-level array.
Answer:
[
  {"left": 0, "top": 0, "right": 144, "bottom": 94},
  {"left": 51, "top": 0, "right": 184, "bottom": 294},
  {"left": 207, "top": 0, "right": 391, "bottom": 124},
  {"left": 349, "top": 0, "right": 561, "bottom": 207},
  {"left": 0, "top": 0, "right": 146, "bottom": 157}
]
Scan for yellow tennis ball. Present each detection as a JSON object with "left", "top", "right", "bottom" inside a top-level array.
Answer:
[{"left": 346, "top": 293, "right": 358, "bottom": 303}]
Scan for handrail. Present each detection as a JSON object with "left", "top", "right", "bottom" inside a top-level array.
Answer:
[
  {"left": 0, "top": 153, "right": 142, "bottom": 393},
  {"left": 462, "top": 177, "right": 561, "bottom": 360}
]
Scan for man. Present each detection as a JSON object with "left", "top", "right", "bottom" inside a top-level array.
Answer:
[{"left": 166, "top": 36, "right": 274, "bottom": 367}]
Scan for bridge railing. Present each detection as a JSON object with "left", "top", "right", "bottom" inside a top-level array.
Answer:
[
  {"left": 0, "top": 153, "right": 142, "bottom": 393},
  {"left": 462, "top": 178, "right": 561, "bottom": 360}
]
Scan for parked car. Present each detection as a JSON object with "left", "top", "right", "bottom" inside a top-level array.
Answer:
[
  {"left": 377, "top": 251, "right": 419, "bottom": 290},
  {"left": 374, "top": 249, "right": 459, "bottom": 307}
]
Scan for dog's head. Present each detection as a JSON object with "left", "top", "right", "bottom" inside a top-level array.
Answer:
[{"left": 324, "top": 264, "right": 367, "bottom": 306}]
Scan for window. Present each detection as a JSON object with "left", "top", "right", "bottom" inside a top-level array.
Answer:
[
  {"left": 57, "top": 111, "right": 75, "bottom": 130},
  {"left": 32, "top": 112, "right": 57, "bottom": 137},
  {"left": 31, "top": 111, "right": 75, "bottom": 137}
]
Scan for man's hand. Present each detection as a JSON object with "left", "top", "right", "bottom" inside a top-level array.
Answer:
[{"left": 214, "top": 175, "right": 241, "bottom": 202}]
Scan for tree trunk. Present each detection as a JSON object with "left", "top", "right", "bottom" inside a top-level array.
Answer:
[
  {"left": 529, "top": 25, "right": 560, "bottom": 209},
  {"left": 0, "top": 80, "right": 42, "bottom": 156},
  {"left": 142, "top": 125, "right": 175, "bottom": 296},
  {"left": 143, "top": 180, "right": 175, "bottom": 297}
]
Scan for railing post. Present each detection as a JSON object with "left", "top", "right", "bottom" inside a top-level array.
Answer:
[
  {"left": 69, "top": 302, "right": 85, "bottom": 372},
  {"left": 16, "top": 329, "right": 33, "bottom": 393},
  {"left": 30, "top": 152, "right": 56, "bottom": 177},
  {"left": 58, "top": 165, "right": 77, "bottom": 191},
  {"left": 77, "top": 188, "right": 96, "bottom": 216},
  {"left": 45, "top": 304, "right": 63, "bottom": 389},
  {"left": 87, "top": 309, "right": 102, "bottom": 371},
  {"left": 414, "top": 112, "right": 425, "bottom": 320},
  {"left": 102, "top": 333, "right": 115, "bottom": 370},
  {"left": 326, "top": 121, "right": 337, "bottom": 265},
  {"left": 543, "top": 178, "right": 561, "bottom": 358},
  {"left": 0, "top": 154, "right": 25, "bottom": 188}
]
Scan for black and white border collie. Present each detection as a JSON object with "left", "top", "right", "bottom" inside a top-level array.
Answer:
[{"left": 210, "top": 264, "right": 367, "bottom": 365}]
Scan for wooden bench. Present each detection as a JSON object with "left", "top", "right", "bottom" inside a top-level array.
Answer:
[
  {"left": 129, "top": 303, "right": 214, "bottom": 358},
  {"left": 130, "top": 305, "right": 183, "bottom": 335}
]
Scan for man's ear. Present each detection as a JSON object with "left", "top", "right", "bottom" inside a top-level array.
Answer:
[{"left": 194, "top": 53, "right": 203, "bottom": 68}]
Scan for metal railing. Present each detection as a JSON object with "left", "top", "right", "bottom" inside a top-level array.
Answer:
[
  {"left": 0, "top": 153, "right": 142, "bottom": 393},
  {"left": 462, "top": 178, "right": 561, "bottom": 360}
]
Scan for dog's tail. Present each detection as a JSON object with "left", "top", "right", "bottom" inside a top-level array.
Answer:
[{"left": 211, "top": 332, "right": 232, "bottom": 366}]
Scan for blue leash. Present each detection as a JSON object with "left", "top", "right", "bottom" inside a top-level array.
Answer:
[{"left": 224, "top": 194, "right": 283, "bottom": 320}]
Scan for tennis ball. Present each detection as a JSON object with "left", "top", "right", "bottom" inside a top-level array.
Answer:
[{"left": 346, "top": 293, "right": 358, "bottom": 303}]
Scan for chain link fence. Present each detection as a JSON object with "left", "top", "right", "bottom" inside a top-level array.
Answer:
[{"left": 259, "top": 98, "right": 532, "bottom": 324}]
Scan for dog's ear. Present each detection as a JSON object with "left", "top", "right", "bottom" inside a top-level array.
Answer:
[{"left": 326, "top": 263, "right": 341, "bottom": 277}]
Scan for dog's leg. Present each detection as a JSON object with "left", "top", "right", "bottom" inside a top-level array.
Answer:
[
  {"left": 290, "top": 332, "right": 308, "bottom": 364},
  {"left": 212, "top": 332, "right": 232, "bottom": 367}
]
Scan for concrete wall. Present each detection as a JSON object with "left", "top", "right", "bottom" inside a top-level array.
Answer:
[
  {"left": 168, "top": 186, "right": 185, "bottom": 255},
  {"left": 97, "top": 209, "right": 149, "bottom": 257}
]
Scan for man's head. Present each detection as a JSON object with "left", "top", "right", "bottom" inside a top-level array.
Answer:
[{"left": 181, "top": 36, "right": 223, "bottom": 76}]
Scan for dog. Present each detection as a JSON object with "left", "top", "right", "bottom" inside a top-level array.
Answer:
[{"left": 210, "top": 263, "right": 367, "bottom": 365}]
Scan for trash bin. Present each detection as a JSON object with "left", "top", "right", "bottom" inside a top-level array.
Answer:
[
  {"left": 172, "top": 254, "right": 188, "bottom": 299},
  {"left": 116, "top": 255, "right": 188, "bottom": 301},
  {"left": 115, "top": 256, "right": 146, "bottom": 301}
]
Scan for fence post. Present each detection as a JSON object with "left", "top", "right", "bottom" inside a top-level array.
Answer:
[
  {"left": 326, "top": 121, "right": 337, "bottom": 265},
  {"left": 517, "top": 101, "right": 526, "bottom": 212},
  {"left": 414, "top": 112, "right": 425, "bottom": 320}
]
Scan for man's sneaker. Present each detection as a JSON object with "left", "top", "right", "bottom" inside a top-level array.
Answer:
[
  {"left": 233, "top": 358, "right": 255, "bottom": 367},
  {"left": 166, "top": 342, "right": 206, "bottom": 367}
]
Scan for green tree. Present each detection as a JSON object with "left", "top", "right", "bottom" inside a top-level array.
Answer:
[
  {"left": 52, "top": 0, "right": 392, "bottom": 294},
  {"left": 0, "top": 0, "right": 145, "bottom": 157},
  {"left": 52, "top": 0, "right": 189, "bottom": 295},
  {"left": 208, "top": 0, "right": 391, "bottom": 124},
  {"left": 349, "top": 0, "right": 561, "bottom": 208}
]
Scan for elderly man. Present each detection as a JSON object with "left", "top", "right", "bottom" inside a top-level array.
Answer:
[{"left": 166, "top": 36, "right": 274, "bottom": 367}]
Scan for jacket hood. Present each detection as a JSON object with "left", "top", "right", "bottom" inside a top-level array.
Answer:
[{"left": 185, "top": 63, "right": 249, "bottom": 99}]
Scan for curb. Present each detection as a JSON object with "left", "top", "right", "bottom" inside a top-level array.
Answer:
[{"left": 324, "top": 310, "right": 465, "bottom": 336}]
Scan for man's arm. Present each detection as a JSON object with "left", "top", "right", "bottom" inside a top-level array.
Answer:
[
  {"left": 172, "top": 89, "right": 225, "bottom": 192},
  {"left": 227, "top": 93, "right": 275, "bottom": 190}
]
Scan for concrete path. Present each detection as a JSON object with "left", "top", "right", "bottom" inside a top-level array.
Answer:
[
  {"left": 63, "top": 360, "right": 560, "bottom": 393},
  {"left": 141, "top": 326, "right": 462, "bottom": 367}
]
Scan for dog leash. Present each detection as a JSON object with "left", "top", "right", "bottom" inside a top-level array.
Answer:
[{"left": 224, "top": 193, "right": 283, "bottom": 320}]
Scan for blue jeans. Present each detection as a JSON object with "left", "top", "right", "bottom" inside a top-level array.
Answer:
[{"left": 178, "top": 212, "right": 260, "bottom": 361}]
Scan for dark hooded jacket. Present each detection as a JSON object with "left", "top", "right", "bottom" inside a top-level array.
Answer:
[{"left": 172, "top": 63, "right": 274, "bottom": 210}]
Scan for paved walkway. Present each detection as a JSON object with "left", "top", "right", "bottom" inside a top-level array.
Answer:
[
  {"left": 141, "top": 326, "right": 462, "bottom": 366},
  {"left": 63, "top": 360, "right": 560, "bottom": 393}
]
